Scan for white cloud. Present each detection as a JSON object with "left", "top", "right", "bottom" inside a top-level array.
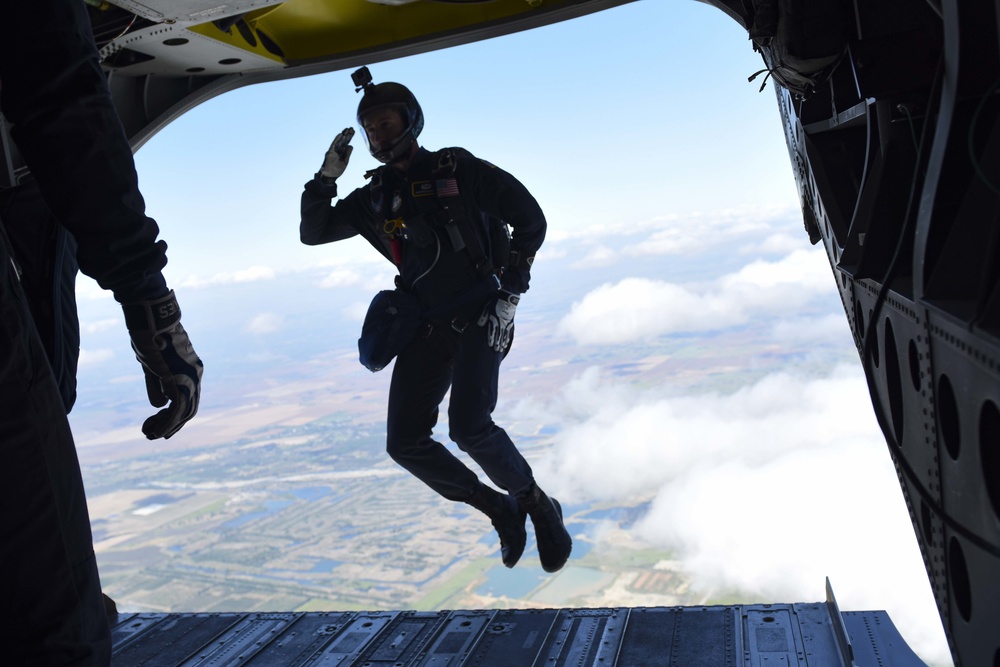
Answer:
[
  {"left": 626, "top": 227, "right": 711, "bottom": 256},
  {"left": 179, "top": 265, "right": 277, "bottom": 289},
  {"left": 531, "top": 366, "right": 871, "bottom": 503},
  {"left": 537, "top": 246, "right": 568, "bottom": 261},
  {"left": 540, "top": 205, "right": 796, "bottom": 269},
  {"left": 624, "top": 210, "right": 777, "bottom": 257},
  {"left": 246, "top": 312, "right": 283, "bottom": 334},
  {"left": 78, "top": 348, "right": 114, "bottom": 367},
  {"left": 546, "top": 207, "right": 801, "bottom": 274},
  {"left": 742, "top": 231, "right": 806, "bottom": 256},
  {"left": 527, "top": 365, "right": 950, "bottom": 666},
  {"left": 555, "top": 204, "right": 795, "bottom": 254},
  {"left": 314, "top": 251, "right": 385, "bottom": 268},
  {"left": 720, "top": 248, "right": 830, "bottom": 290},
  {"left": 558, "top": 249, "right": 833, "bottom": 344},
  {"left": 543, "top": 228, "right": 574, "bottom": 244},
  {"left": 319, "top": 268, "right": 362, "bottom": 289},
  {"left": 568, "top": 244, "right": 619, "bottom": 269},
  {"left": 81, "top": 318, "right": 119, "bottom": 335},
  {"left": 558, "top": 278, "right": 716, "bottom": 343},
  {"left": 311, "top": 254, "right": 397, "bottom": 290}
]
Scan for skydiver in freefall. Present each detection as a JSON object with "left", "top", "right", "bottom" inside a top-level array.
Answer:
[{"left": 300, "top": 68, "right": 573, "bottom": 573}]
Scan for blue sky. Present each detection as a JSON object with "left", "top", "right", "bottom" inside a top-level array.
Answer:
[{"left": 70, "top": 1, "right": 952, "bottom": 664}]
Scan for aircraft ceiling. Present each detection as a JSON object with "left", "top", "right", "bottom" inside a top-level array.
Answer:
[
  {"left": 89, "top": 0, "right": 693, "bottom": 149},
  {"left": 91, "top": 0, "right": 650, "bottom": 78}
]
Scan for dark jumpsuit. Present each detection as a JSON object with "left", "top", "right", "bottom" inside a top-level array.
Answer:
[
  {"left": 301, "top": 147, "right": 546, "bottom": 501},
  {"left": 1, "top": 1, "right": 170, "bottom": 664}
]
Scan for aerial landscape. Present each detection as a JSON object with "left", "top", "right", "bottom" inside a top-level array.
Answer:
[{"left": 75, "top": 252, "right": 754, "bottom": 615}]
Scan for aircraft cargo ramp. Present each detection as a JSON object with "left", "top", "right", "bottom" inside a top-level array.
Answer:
[{"left": 109, "top": 590, "right": 927, "bottom": 666}]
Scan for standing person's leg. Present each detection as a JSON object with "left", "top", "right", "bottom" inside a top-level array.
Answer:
[
  {"left": 0, "top": 229, "right": 110, "bottom": 666},
  {"left": 449, "top": 322, "right": 571, "bottom": 572}
]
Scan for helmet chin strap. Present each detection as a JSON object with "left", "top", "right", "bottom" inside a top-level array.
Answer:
[{"left": 373, "top": 130, "right": 415, "bottom": 164}]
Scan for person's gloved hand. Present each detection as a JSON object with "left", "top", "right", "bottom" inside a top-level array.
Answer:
[
  {"left": 478, "top": 289, "right": 519, "bottom": 353},
  {"left": 500, "top": 251, "right": 534, "bottom": 294},
  {"left": 319, "top": 128, "right": 354, "bottom": 180},
  {"left": 122, "top": 290, "right": 203, "bottom": 440}
]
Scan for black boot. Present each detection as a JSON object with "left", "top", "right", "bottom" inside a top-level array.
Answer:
[
  {"left": 517, "top": 483, "right": 572, "bottom": 573},
  {"left": 465, "top": 484, "right": 527, "bottom": 568}
]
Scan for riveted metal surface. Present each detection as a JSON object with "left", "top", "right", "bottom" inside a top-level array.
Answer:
[
  {"left": 109, "top": 604, "right": 924, "bottom": 665},
  {"left": 229, "top": 612, "right": 355, "bottom": 666},
  {"left": 111, "top": 613, "right": 243, "bottom": 666}
]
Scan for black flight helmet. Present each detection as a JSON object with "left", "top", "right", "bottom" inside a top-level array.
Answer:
[{"left": 353, "top": 66, "right": 424, "bottom": 164}]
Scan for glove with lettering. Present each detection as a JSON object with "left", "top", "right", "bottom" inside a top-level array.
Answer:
[
  {"left": 122, "top": 290, "right": 204, "bottom": 439},
  {"left": 319, "top": 128, "right": 354, "bottom": 180},
  {"left": 478, "top": 289, "right": 519, "bottom": 353}
]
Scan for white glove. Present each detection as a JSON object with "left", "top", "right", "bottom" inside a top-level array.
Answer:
[
  {"left": 478, "top": 290, "right": 519, "bottom": 353},
  {"left": 320, "top": 128, "right": 355, "bottom": 180}
]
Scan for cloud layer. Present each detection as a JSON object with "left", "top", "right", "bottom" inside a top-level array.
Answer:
[
  {"left": 546, "top": 204, "right": 799, "bottom": 269},
  {"left": 558, "top": 248, "right": 835, "bottom": 344},
  {"left": 527, "top": 366, "right": 949, "bottom": 665},
  {"left": 179, "top": 265, "right": 277, "bottom": 289}
]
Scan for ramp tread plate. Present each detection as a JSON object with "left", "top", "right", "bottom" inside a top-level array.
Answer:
[
  {"left": 244, "top": 612, "right": 356, "bottom": 666},
  {"left": 111, "top": 613, "right": 243, "bottom": 666},
  {"left": 108, "top": 605, "right": 924, "bottom": 666}
]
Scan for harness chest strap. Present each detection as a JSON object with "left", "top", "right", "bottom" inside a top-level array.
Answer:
[
  {"left": 363, "top": 169, "right": 401, "bottom": 267},
  {"left": 434, "top": 150, "right": 535, "bottom": 281},
  {"left": 431, "top": 149, "right": 495, "bottom": 280}
]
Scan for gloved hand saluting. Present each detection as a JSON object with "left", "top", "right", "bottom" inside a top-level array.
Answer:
[
  {"left": 478, "top": 289, "right": 519, "bottom": 353},
  {"left": 122, "top": 290, "right": 204, "bottom": 439},
  {"left": 319, "top": 127, "right": 355, "bottom": 180}
]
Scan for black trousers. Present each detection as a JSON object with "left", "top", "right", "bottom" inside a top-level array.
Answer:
[
  {"left": 0, "top": 231, "right": 110, "bottom": 666},
  {"left": 386, "top": 317, "right": 534, "bottom": 501}
]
